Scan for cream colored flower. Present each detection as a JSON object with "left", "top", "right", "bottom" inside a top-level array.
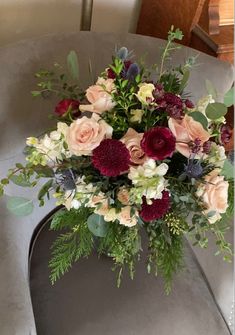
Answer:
[
  {"left": 117, "top": 206, "right": 137, "bottom": 227},
  {"left": 168, "top": 115, "right": 210, "bottom": 157},
  {"left": 130, "top": 109, "right": 144, "bottom": 123},
  {"left": 136, "top": 83, "right": 155, "bottom": 105},
  {"left": 117, "top": 187, "right": 130, "bottom": 205},
  {"left": 79, "top": 77, "right": 116, "bottom": 114},
  {"left": 67, "top": 114, "right": 113, "bottom": 156},
  {"left": 121, "top": 128, "right": 146, "bottom": 165},
  {"left": 104, "top": 208, "right": 118, "bottom": 222},
  {"left": 196, "top": 170, "right": 229, "bottom": 223}
]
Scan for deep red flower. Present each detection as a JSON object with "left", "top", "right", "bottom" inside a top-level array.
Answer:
[
  {"left": 220, "top": 124, "right": 233, "bottom": 145},
  {"left": 184, "top": 99, "right": 194, "bottom": 109},
  {"left": 141, "top": 127, "right": 176, "bottom": 160},
  {"left": 54, "top": 99, "right": 80, "bottom": 117},
  {"left": 164, "top": 92, "right": 184, "bottom": 119},
  {"left": 92, "top": 139, "right": 130, "bottom": 177},
  {"left": 139, "top": 191, "right": 170, "bottom": 222}
]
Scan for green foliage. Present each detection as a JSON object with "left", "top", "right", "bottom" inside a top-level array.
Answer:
[
  {"left": 9, "top": 174, "right": 32, "bottom": 187},
  {"left": 146, "top": 222, "right": 184, "bottom": 294},
  {"left": 38, "top": 179, "right": 54, "bottom": 206},
  {"left": 98, "top": 224, "right": 141, "bottom": 287},
  {"left": 224, "top": 87, "right": 234, "bottom": 107},
  {"left": 221, "top": 159, "right": 234, "bottom": 180},
  {"left": 50, "top": 207, "right": 91, "bottom": 231},
  {"left": 205, "top": 102, "right": 227, "bottom": 120},
  {"left": 6, "top": 196, "right": 34, "bottom": 216},
  {"left": 67, "top": 50, "right": 79, "bottom": 81},
  {"left": 159, "top": 26, "right": 183, "bottom": 78},
  {"left": 189, "top": 111, "right": 208, "bottom": 130},
  {"left": 49, "top": 207, "right": 93, "bottom": 284},
  {"left": 87, "top": 213, "right": 109, "bottom": 237}
]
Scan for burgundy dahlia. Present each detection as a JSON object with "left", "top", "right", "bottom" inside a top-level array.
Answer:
[
  {"left": 141, "top": 127, "right": 176, "bottom": 160},
  {"left": 55, "top": 99, "right": 80, "bottom": 117},
  {"left": 139, "top": 191, "right": 170, "bottom": 222},
  {"left": 92, "top": 139, "right": 130, "bottom": 177}
]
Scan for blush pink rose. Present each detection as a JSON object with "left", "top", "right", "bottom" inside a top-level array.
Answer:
[
  {"left": 168, "top": 114, "right": 210, "bottom": 157},
  {"left": 121, "top": 128, "right": 146, "bottom": 165},
  {"left": 197, "top": 170, "right": 229, "bottom": 223},
  {"left": 79, "top": 77, "right": 116, "bottom": 114},
  {"left": 66, "top": 114, "right": 113, "bottom": 156}
]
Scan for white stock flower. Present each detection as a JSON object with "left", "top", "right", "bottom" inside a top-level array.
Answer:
[{"left": 128, "top": 159, "right": 169, "bottom": 203}]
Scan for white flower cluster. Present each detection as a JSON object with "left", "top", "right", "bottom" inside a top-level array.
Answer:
[
  {"left": 128, "top": 159, "right": 169, "bottom": 204},
  {"left": 26, "top": 122, "right": 70, "bottom": 164},
  {"left": 54, "top": 176, "right": 96, "bottom": 210}
]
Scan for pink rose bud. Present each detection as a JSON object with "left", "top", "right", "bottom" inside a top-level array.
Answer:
[{"left": 54, "top": 99, "right": 80, "bottom": 117}]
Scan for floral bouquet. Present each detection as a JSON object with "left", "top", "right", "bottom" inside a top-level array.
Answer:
[{"left": 1, "top": 28, "right": 233, "bottom": 292}]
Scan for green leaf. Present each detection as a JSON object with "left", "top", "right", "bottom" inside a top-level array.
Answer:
[
  {"left": 224, "top": 87, "right": 234, "bottom": 107},
  {"left": 67, "top": 50, "right": 79, "bottom": 80},
  {"left": 205, "top": 102, "right": 227, "bottom": 120},
  {"left": 205, "top": 79, "right": 217, "bottom": 99},
  {"left": 87, "top": 213, "right": 109, "bottom": 237},
  {"left": 221, "top": 159, "right": 234, "bottom": 179},
  {"left": 34, "top": 165, "right": 54, "bottom": 177},
  {"left": 38, "top": 179, "right": 53, "bottom": 200},
  {"left": 189, "top": 111, "right": 208, "bottom": 130},
  {"left": 9, "top": 175, "right": 31, "bottom": 187},
  {"left": 179, "top": 69, "right": 190, "bottom": 93},
  {"left": 7, "top": 196, "right": 34, "bottom": 216},
  {"left": 31, "top": 90, "right": 41, "bottom": 97}
]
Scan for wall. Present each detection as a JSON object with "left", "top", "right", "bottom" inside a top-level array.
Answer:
[{"left": 0, "top": 0, "right": 141, "bottom": 47}]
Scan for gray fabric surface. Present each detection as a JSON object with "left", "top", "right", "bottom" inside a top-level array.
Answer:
[
  {"left": 30, "top": 218, "right": 231, "bottom": 335},
  {"left": 0, "top": 32, "right": 233, "bottom": 334}
]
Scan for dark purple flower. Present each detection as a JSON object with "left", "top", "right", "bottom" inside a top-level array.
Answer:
[
  {"left": 220, "top": 124, "right": 233, "bottom": 145},
  {"left": 184, "top": 99, "right": 194, "bottom": 109},
  {"left": 162, "top": 92, "right": 184, "bottom": 119},
  {"left": 92, "top": 139, "right": 130, "bottom": 177},
  {"left": 202, "top": 141, "right": 212, "bottom": 154},
  {"left": 153, "top": 83, "right": 165, "bottom": 100},
  {"left": 141, "top": 127, "right": 176, "bottom": 160}
]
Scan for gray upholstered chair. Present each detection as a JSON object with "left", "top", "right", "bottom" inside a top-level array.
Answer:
[{"left": 0, "top": 32, "right": 233, "bottom": 335}]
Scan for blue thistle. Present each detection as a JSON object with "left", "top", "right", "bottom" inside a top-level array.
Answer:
[
  {"left": 125, "top": 63, "right": 140, "bottom": 81},
  {"left": 116, "top": 47, "right": 129, "bottom": 61},
  {"left": 57, "top": 169, "right": 76, "bottom": 191},
  {"left": 184, "top": 159, "right": 203, "bottom": 179}
]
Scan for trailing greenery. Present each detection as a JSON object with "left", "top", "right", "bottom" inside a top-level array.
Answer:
[
  {"left": 98, "top": 223, "right": 141, "bottom": 287},
  {"left": 146, "top": 221, "right": 184, "bottom": 294},
  {"left": 49, "top": 207, "right": 93, "bottom": 284}
]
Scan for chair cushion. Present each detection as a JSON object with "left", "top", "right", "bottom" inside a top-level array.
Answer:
[{"left": 30, "top": 218, "right": 231, "bottom": 335}]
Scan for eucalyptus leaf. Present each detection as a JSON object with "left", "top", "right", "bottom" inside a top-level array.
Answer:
[
  {"left": 7, "top": 196, "right": 34, "bottom": 216},
  {"left": 205, "top": 79, "right": 217, "bottom": 99},
  {"left": 221, "top": 159, "right": 234, "bottom": 179},
  {"left": 87, "top": 213, "right": 108, "bottom": 237},
  {"left": 67, "top": 50, "right": 79, "bottom": 80},
  {"left": 205, "top": 102, "right": 227, "bottom": 120},
  {"left": 9, "top": 175, "right": 31, "bottom": 187},
  {"left": 189, "top": 111, "right": 208, "bottom": 130},
  {"left": 224, "top": 87, "right": 234, "bottom": 107}
]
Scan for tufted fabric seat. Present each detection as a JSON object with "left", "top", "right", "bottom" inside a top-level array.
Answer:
[{"left": 0, "top": 32, "right": 233, "bottom": 335}]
